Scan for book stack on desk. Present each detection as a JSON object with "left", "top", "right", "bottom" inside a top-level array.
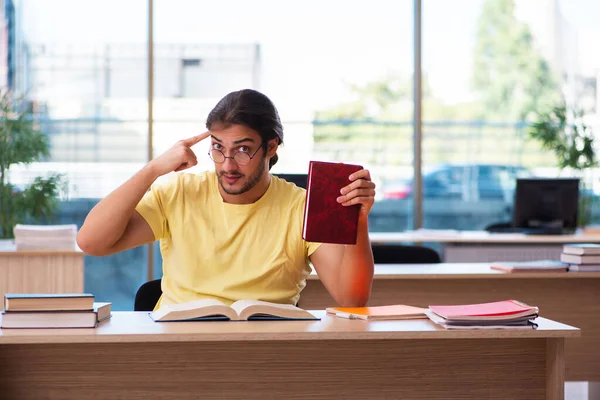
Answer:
[
  {"left": 425, "top": 300, "right": 539, "bottom": 330},
  {"left": 13, "top": 224, "right": 78, "bottom": 250},
  {"left": 560, "top": 244, "right": 600, "bottom": 272},
  {"left": 490, "top": 259, "right": 569, "bottom": 273},
  {"left": 0, "top": 293, "right": 111, "bottom": 329}
]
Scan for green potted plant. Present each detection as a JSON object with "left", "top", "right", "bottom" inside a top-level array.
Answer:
[
  {"left": 527, "top": 101, "right": 597, "bottom": 226},
  {"left": 0, "top": 90, "right": 66, "bottom": 240}
]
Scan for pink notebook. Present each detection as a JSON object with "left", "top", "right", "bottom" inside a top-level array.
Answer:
[{"left": 429, "top": 300, "right": 538, "bottom": 321}]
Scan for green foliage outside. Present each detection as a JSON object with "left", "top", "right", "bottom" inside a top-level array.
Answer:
[
  {"left": 0, "top": 91, "right": 67, "bottom": 239},
  {"left": 312, "top": 0, "right": 560, "bottom": 170},
  {"left": 472, "top": 0, "right": 560, "bottom": 121},
  {"left": 528, "top": 103, "right": 598, "bottom": 226}
]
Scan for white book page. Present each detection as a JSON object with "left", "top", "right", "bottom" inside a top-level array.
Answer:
[
  {"left": 231, "top": 300, "right": 313, "bottom": 320},
  {"left": 151, "top": 298, "right": 234, "bottom": 321}
]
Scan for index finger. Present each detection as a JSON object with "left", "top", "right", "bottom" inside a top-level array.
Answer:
[
  {"left": 183, "top": 131, "right": 211, "bottom": 146},
  {"left": 349, "top": 169, "right": 371, "bottom": 182}
]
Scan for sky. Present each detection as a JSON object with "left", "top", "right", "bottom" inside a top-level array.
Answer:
[{"left": 14, "top": 0, "right": 600, "bottom": 114}]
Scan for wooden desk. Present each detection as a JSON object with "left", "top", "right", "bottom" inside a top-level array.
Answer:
[
  {"left": 0, "top": 248, "right": 84, "bottom": 300},
  {"left": 301, "top": 263, "right": 600, "bottom": 385},
  {"left": 0, "top": 311, "right": 578, "bottom": 400},
  {"left": 369, "top": 231, "right": 600, "bottom": 262}
]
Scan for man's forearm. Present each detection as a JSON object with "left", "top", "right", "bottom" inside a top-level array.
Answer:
[
  {"left": 337, "top": 216, "right": 374, "bottom": 306},
  {"left": 77, "top": 165, "right": 159, "bottom": 253}
]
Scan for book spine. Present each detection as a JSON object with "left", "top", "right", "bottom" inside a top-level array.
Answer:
[{"left": 301, "top": 162, "right": 314, "bottom": 239}]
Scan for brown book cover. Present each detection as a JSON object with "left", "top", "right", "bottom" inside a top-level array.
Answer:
[
  {"left": 0, "top": 302, "right": 112, "bottom": 329},
  {"left": 302, "top": 161, "right": 363, "bottom": 244},
  {"left": 4, "top": 293, "right": 95, "bottom": 312}
]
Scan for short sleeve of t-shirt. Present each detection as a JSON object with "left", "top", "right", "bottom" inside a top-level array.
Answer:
[
  {"left": 306, "top": 240, "right": 322, "bottom": 257},
  {"left": 134, "top": 175, "right": 176, "bottom": 241}
]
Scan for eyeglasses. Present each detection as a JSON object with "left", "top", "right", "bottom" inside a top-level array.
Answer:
[{"left": 208, "top": 144, "right": 263, "bottom": 166}]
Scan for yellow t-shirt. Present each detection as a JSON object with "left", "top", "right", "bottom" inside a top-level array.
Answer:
[{"left": 135, "top": 171, "right": 322, "bottom": 310}]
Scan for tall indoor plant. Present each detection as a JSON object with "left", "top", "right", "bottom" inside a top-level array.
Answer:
[
  {"left": 528, "top": 102, "right": 597, "bottom": 226},
  {"left": 0, "top": 90, "right": 66, "bottom": 239}
]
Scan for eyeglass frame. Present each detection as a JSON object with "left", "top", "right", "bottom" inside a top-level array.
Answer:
[{"left": 208, "top": 141, "right": 264, "bottom": 166}]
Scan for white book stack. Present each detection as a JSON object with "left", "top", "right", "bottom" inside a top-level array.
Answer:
[
  {"left": 13, "top": 224, "right": 78, "bottom": 250},
  {"left": 560, "top": 244, "right": 600, "bottom": 272}
]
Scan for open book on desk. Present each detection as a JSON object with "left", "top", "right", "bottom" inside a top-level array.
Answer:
[{"left": 149, "top": 299, "right": 319, "bottom": 322}]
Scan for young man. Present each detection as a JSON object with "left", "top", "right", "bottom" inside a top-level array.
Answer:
[{"left": 77, "top": 89, "right": 375, "bottom": 309}]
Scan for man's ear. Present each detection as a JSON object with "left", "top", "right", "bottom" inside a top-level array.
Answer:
[{"left": 266, "top": 138, "right": 279, "bottom": 157}]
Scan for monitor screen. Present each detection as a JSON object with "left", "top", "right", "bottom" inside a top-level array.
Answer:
[
  {"left": 512, "top": 178, "right": 579, "bottom": 232},
  {"left": 273, "top": 173, "right": 308, "bottom": 189}
]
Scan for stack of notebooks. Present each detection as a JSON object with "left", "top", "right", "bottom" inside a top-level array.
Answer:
[
  {"left": 425, "top": 300, "right": 539, "bottom": 330},
  {"left": 560, "top": 244, "right": 600, "bottom": 272},
  {"left": 13, "top": 224, "right": 78, "bottom": 250},
  {"left": 0, "top": 293, "right": 111, "bottom": 329},
  {"left": 490, "top": 259, "right": 568, "bottom": 273}
]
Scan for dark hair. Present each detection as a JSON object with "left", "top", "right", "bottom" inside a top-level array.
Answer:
[{"left": 206, "top": 89, "right": 283, "bottom": 170}]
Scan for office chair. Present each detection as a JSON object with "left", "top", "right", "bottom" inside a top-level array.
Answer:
[
  {"left": 484, "top": 221, "right": 515, "bottom": 233},
  {"left": 134, "top": 279, "right": 162, "bottom": 311},
  {"left": 371, "top": 244, "right": 441, "bottom": 264}
]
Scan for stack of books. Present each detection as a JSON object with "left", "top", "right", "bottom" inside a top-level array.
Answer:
[
  {"left": 560, "top": 244, "right": 600, "bottom": 272},
  {"left": 490, "top": 259, "right": 568, "bottom": 273},
  {"left": 0, "top": 293, "right": 111, "bottom": 329},
  {"left": 425, "top": 299, "right": 539, "bottom": 330},
  {"left": 13, "top": 224, "right": 78, "bottom": 250}
]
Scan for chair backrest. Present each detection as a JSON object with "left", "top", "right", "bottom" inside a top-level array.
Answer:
[
  {"left": 134, "top": 279, "right": 163, "bottom": 311},
  {"left": 484, "top": 221, "right": 513, "bottom": 232},
  {"left": 371, "top": 244, "right": 441, "bottom": 264},
  {"left": 273, "top": 173, "right": 308, "bottom": 189}
]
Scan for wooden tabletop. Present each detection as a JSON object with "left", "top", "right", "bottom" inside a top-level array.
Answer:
[
  {"left": 308, "top": 263, "right": 600, "bottom": 280},
  {"left": 0, "top": 250, "right": 83, "bottom": 255},
  {"left": 370, "top": 230, "right": 600, "bottom": 244},
  {"left": 0, "top": 242, "right": 83, "bottom": 255},
  {"left": 0, "top": 311, "right": 579, "bottom": 345}
]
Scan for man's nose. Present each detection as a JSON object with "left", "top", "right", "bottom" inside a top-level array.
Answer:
[{"left": 222, "top": 156, "right": 238, "bottom": 170}]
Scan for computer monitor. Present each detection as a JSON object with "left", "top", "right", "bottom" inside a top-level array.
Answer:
[
  {"left": 512, "top": 178, "right": 580, "bottom": 234},
  {"left": 273, "top": 173, "right": 308, "bottom": 189}
]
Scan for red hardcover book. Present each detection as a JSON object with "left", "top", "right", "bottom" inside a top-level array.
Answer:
[{"left": 302, "top": 161, "right": 363, "bottom": 244}]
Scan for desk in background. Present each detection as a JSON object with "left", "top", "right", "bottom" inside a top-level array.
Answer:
[
  {"left": 369, "top": 230, "right": 600, "bottom": 262},
  {"left": 0, "top": 311, "right": 578, "bottom": 400},
  {"left": 301, "top": 263, "right": 600, "bottom": 387},
  {"left": 0, "top": 247, "right": 84, "bottom": 301}
]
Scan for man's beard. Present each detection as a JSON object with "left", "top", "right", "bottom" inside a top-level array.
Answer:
[{"left": 218, "top": 157, "right": 266, "bottom": 196}]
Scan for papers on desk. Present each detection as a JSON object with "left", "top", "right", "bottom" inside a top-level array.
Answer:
[{"left": 13, "top": 224, "right": 78, "bottom": 250}]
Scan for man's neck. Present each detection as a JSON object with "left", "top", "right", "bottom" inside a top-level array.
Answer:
[{"left": 219, "top": 173, "right": 271, "bottom": 205}]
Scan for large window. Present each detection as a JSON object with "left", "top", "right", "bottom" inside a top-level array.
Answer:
[
  {"left": 421, "top": 0, "right": 599, "bottom": 230},
  {"left": 10, "top": 0, "right": 149, "bottom": 310}
]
